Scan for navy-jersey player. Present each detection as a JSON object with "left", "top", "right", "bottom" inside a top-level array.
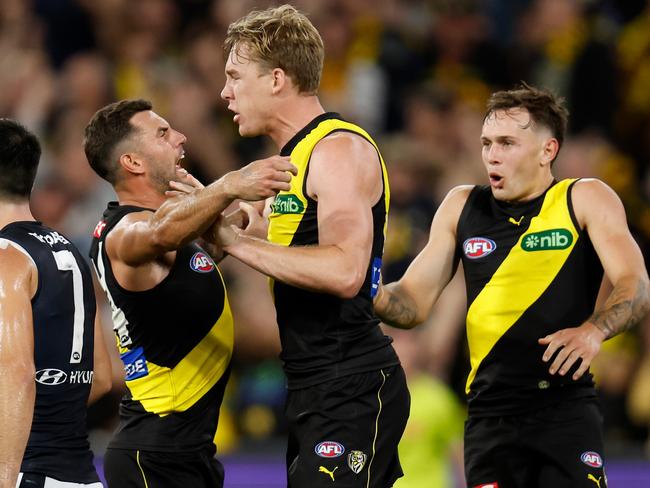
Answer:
[{"left": 0, "top": 119, "right": 111, "bottom": 488}]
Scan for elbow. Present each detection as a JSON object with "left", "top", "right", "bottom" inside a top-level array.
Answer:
[
  {"left": 150, "top": 225, "right": 183, "bottom": 253},
  {"left": 92, "top": 373, "right": 113, "bottom": 400},
  {"left": 98, "top": 375, "right": 113, "bottom": 397},
  {"left": 333, "top": 269, "right": 365, "bottom": 299},
  {"left": 3, "top": 360, "right": 36, "bottom": 387},
  {"left": 22, "top": 363, "right": 37, "bottom": 384}
]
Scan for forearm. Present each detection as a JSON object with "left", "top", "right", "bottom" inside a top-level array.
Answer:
[
  {"left": 224, "top": 235, "right": 362, "bottom": 298},
  {"left": 198, "top": 238, "right": 226, "bottom": 263},
  {"left": 152, "top": 178, "right": 235, "bottom": 250},
  {"left": 0, "top": 369, "right": 35, "bottom": 488},
  {"left": 589, "top": 275, "right": 650, "bottom": 339},
  {"left": 374, "top": 281, "right": 420, "bottom": 329}
]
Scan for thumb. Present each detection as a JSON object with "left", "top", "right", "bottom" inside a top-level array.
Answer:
[
  {"left": 239, "top": 201, "right": 259, "bottom": 218},
  {"left": 538, "top": 335, "right": 552, "bottom": 345}
]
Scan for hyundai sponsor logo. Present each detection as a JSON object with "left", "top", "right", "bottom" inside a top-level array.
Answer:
[{"left": 35, "top": 368, "right": 67, "bottom": 385}]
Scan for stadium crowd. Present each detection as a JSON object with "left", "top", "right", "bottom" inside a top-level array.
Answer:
[{"left": 2, "top": 0, "right": 650, "bottom": 486}]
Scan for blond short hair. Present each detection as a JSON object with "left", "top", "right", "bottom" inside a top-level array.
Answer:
[{"left": 224, "top": 4, "right": 324, "bottom": 95}]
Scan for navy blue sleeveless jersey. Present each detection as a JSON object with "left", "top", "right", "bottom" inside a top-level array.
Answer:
[{"left": 0, "top": 221, "right": 99, "bottom": 483}]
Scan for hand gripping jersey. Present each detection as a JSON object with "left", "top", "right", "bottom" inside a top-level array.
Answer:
[
  {"left": 457, "top": 179, "right": 604, "bottom": 416},
  {"left": 0, "top": 221, "right": 99, "bottom": 483},
  {"left": 89, "top": 203, "right": 233, "bottom": 451},
  {"left": 267, "top": 113, "right": 399, "bottom": 389}
]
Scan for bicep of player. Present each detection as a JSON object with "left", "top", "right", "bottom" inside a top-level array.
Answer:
[
  {"left": 0, "top": 245, "right": 36, "bottom": 362},
  {"left": 0, "top": 245, "right": 36, "bottom": 485},
  {"left": 105, "top": 211, "right": 168, "bottom": 266},
  {"left": 576, "top": 180, "right": 648, "bottom": 286},
  {"left": 574, "top": 179, "right": 650, "bottom": 336},
  {"left": 309, "top": 134, "right": 380, "bottom": 296}
]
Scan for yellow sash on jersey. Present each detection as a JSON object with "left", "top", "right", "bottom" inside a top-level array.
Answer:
[
  {"left": 119, "top": 280, "right": 234, "bottom": 415},
  {"left": 465, "top": 179, "right": 579, "bottom": 393},
  {"left": 267, "top": 117, "right": 390, "bottom": 247}
]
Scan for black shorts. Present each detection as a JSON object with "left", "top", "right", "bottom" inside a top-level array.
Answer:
[
  {"left": 103, "top": 447, "right": 224, "bottom": 488},
  {"left": 285, "top": 365, "right": 410, "bottom": 488},
  {"left": 464, "top": 399, "right": 607, "bottom": 488}
]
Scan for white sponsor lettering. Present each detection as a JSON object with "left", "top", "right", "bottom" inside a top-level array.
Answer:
[
  {"left": 29, "top": 231, "right": 70, "bottom": 247},
  {"left": 69, "top": 370, "right": 94, "bottom": 384},
  {"left": 125, "top": 358, "right": 147, "bottom": 378}
]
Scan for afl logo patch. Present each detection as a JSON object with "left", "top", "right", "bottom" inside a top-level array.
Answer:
[
  {"left": 190, "top": 252, "right": 215, "bottom": 273},
  {"left": 581, "top": 451, "right": 603, "bottom": 468},
  {"left": 463, "top": 237, "right": 496, "bottom": 259},
  {"left": 315, "top": 441, "right": 345, "bottom": 458},
  {"left": 35, "top": 368, "right": 67, "bottom": 385}
]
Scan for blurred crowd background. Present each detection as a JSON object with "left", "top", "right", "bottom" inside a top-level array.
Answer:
[{"left": 3, "top": 0, "right": 650, "bottom": 486}]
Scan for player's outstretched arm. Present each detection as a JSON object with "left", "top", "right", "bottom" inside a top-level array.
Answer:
[
  {"left": 539, "top": 179, "right": 650, "bottom": 380},
  {"left": 0, "top": 244, "right": 37, "bottom": 488},
  {"left": 214, "top": 133, "right": 386, "bottom": 298},
  {"left": 374, "top": 186, "right": 471, "bottom": 328},
  {"left": 109, "top": 156, "right": 297, "bottom": 267}
]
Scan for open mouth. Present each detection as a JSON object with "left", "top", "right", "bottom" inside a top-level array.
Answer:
[
  {"left": 489, "top": 173, "right": 504, "bottom": 187},
  {"left": 176, "top": 152, "right": 185, "bottom": 167}
]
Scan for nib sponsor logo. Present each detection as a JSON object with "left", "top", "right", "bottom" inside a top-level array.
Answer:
[
  {"left": 271, "top": 194, "right": 304, "bottom": 215},
  {"left": 521, "top": 229, "right": 573, "bottom": 251}
]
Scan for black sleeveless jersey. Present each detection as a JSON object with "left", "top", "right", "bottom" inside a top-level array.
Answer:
[
  {"left": 89, "top": 203, "right": 234, "bottom": 451},
  {"left": 0, "top": 221, "right": 99, "bottom": 483},
  {"left": 267, "top": 113, "right": 399, "bottom": 389},
  {"left": 456, "top": 179, "right": 603, "bottom": 416}
]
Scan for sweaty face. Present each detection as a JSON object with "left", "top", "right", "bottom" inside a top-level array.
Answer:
[
  {"left": 221, "top": 45, "right": 274, "bottom": 137},
  {"left": 480, "top": 108, "right": 554, "bottom": 203},
  {"left": 129, "top": 111, "right": 186, "bottom": 193}
]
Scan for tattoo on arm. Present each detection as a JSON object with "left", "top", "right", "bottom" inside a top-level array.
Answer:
[
  {"left": 590, "top": 279, "right": 650, "bottom": 339},
  {"left": 377, "top": 286, "right": 418, "bottom": 329}
]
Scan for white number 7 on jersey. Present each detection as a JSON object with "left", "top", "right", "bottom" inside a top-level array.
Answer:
[{"left": 52, "top": 250, "right": 85, "bottom": 364}]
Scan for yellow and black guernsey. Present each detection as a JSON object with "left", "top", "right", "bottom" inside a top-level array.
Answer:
[
  {"left": 457, "top": 179, "right": 603, "bottom": 416},
  {"left": 268, "top": 112, "right": 399, "bottom": 389},
  {"left": 89, "top": 203, "right": 233, "bottom": 451}
]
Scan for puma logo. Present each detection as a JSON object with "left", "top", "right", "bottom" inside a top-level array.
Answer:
[
  {"left": 588, "top": 474, "right": 602, "bottom": 488},
  {"left": 508, "top": 216, "right": 524, "bottom": 226},
  {"left": 319, "top": 466, "right": 338, "bottom": 481}
]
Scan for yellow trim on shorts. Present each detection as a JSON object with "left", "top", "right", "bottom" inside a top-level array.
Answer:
[
  {"left": 136, "top": 450, "right": 149, "bottom": 488},
  {"left": 366, "top": 369, "right": 387, "bottom": 488}
]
